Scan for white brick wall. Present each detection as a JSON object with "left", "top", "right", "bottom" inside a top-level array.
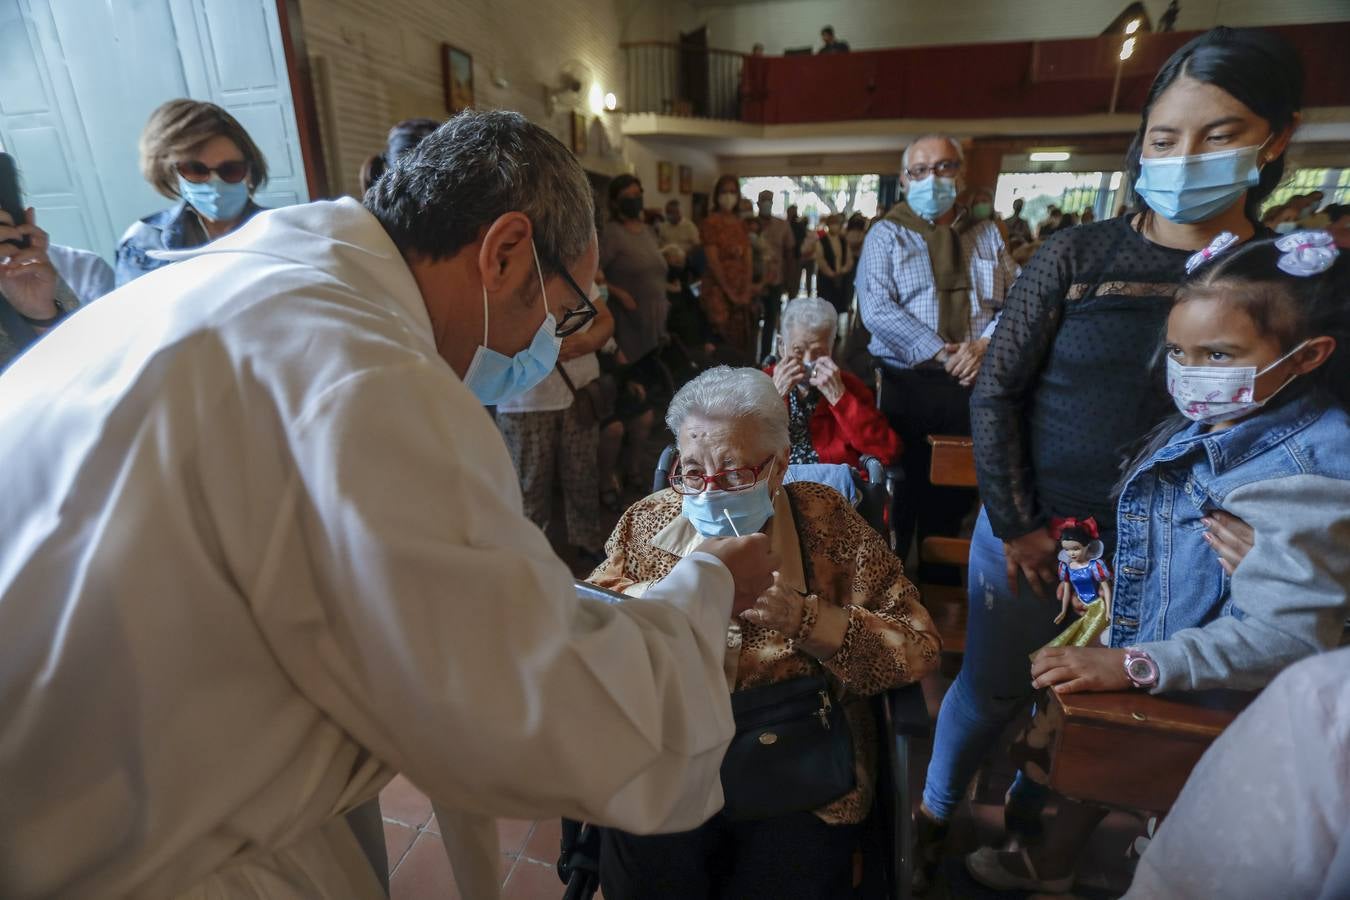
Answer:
[{"left": 299, "top": 0, "right": 630, "bottom": 196}]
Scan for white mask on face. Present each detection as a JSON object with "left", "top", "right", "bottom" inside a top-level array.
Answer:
[{"left": 1166, "top": 339, "right": 1310, "bottom": 425}]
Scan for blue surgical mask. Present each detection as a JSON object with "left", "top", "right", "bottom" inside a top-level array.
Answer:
[
  {"left": 176, "top": 174, "right": 251, "bottom": 222},
  {"left": 1134, "top": 142, "right": 1266, "bottom": 225},
  {"left": 463, "top": 242, "right": 562, "bottom": 405},
  {"left": 681, "top": 472, "right": 776, "bottom": 538},
  {"left": 906, "top": 176, "right": 958, "bottom": 221},
  {"left": 1273, "top": 221, "right": 1298, "bottom": 234}
]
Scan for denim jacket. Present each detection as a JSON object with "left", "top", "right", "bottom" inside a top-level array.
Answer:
[
  {"left": 115, "top": 199, "right": 265, "bottom": 287},
  {"left": 1110, "top": 387, "right": 1350, "bottom": 693}
]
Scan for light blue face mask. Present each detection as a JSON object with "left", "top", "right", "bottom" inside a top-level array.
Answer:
[
  {"left": 681, "top": 468, "right": 777, "bottom": 538},
  {"left": 463, "top": 242, "right": 562, "bottom": 405},
  {"left": 1273, "top": 221, "right": 1298, "bottom": 234},
  {"left": 176, "top": 174, "right": 251, "bottom": 222},
  {"left": 1134, "top": 142, "right": 1266, "bottom": 225},
  {"left": 906, "top": 176, "right": 958, "bottom": 221}
]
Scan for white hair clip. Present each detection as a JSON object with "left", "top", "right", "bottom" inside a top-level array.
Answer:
[
  {"left": 1275, "top": 230, "right": 1339, "bottom": 277},
  {"left": 1185, "top": 231, "right": 1240, "bottom": 275}
]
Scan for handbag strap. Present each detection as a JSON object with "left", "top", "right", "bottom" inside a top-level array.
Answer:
[
  {"left": 781, "top": 486, "right": 845, "bottom": 695},
  {"left": 554, "top": 361, "right": 578, "bottom": 396}
]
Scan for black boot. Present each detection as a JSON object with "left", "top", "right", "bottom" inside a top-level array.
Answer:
[{"left": 912, "top": 808, "right": 949, "bottom": 895}]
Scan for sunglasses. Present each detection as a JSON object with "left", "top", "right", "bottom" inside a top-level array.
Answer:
[{"left": 175, "top": 160, "right": 250, "bottom": 184}]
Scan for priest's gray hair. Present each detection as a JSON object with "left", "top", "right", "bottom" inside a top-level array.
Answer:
[
  {"left": 666, "top": 366, "right": 789, "bottom": 452},
  {"left": 780, "top": 296, "right": 839, "bottom": 344},
  {"left": 364, "top": 109, "right": 594, "bottom": 275}
]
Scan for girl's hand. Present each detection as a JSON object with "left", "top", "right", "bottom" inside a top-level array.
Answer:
[
  {"left": 1031, "top": 647, "right": 1130, "bottom": 694},
  {"left": 1203, "top": 511, "right": 1255, "bottom": 576}
]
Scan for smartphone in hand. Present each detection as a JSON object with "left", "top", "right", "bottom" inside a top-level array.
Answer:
[{"left": 0, "top": 153, "right": 31, "bottom": 250}]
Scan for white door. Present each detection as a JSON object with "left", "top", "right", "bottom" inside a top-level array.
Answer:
[{"left": 0, "top": 0, "right": 309, "bottom": 263}]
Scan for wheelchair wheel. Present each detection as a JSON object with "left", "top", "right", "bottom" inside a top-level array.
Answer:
[{"left": 562, "top": 869, "right": 600, "bottom": 900}]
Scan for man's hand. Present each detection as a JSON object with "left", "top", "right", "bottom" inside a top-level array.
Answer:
[
  {"left": 945, "top": 337, "right": 990, "bottom": 387},
  {"left": 0, "top": 207, "right": 58, "bottom": 322},
  {"left": 1004, "top": 527, "right": 1059, "bottom": 599},
  {"left": 1031, "top": 647, "right": 1130, "bottom": 694},
  {"left": 773, "top": 357, "right": 807, "bottom": 397},
  {"left": 810, "top": 356, "right": 846, "bottom": 405},
  {"left": 1203, "top": 510, "right": 1255, "bottom": 576},
  {"left": 698, "top": 533, "right": 779, "bottom": 617},
  {"left": 739, "top": 570, "right": 804, "bottom": 635}
]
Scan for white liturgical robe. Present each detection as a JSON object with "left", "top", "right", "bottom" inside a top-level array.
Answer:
[{"left": 0, "top": 199, "right": 736, "bottom": 899}]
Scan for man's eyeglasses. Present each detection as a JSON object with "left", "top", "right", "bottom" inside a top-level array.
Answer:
[
  {"left": 669, "top": 455, "right": 775, "bottom": 495},
  {"left": 905, "top": 159, "right": 962, "bottom": 181},
  {"left": 175, "top": 160, "right": 250, "bottom": 184},
  {"left": 549, "top": 260, "right": 599, "bottom": 338}
]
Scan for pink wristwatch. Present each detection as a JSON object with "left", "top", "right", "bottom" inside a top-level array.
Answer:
[{"left": 1124, "top": 648, "right": 1159, "bottom": 690}]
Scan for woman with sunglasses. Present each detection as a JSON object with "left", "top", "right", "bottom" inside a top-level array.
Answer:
[
  {"left": 589, "top": 365, "right": 940, "bottom": 900},
  {"left": 115, "top": 99, "right": 269, "bottom": 286}
]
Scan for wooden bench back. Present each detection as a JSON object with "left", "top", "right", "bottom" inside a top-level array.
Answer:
[{"left": 926, "top": 435, "right": 977, "bottom": 488}]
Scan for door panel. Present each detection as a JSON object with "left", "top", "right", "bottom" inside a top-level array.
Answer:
[{"left": 0, "top": 0, "right": 308, "bottom": 263}]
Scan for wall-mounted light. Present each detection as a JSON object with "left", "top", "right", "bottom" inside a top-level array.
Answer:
[
  {"left": 588, "top": 84, "right": 605, "bottom": 115},
  {"left": 1124, "top": 18, "right": 1142, "bottom": 35},
  {"left": 604, "top": 92, "right": 618, "bottom": 112},
  {"left": 1120, "top": 36, "right": 1137, "bottom": 60},
  {"left": 1029, "top": 151, "right": 1071, "bottom": 162}
]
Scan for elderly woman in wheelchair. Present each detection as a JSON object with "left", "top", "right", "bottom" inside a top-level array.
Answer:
[
  {"left": 765, "top": 296, "right": 901, "bottom": 469},
  {"left": 587, "top": 366, "right": 940, "bottom": 900}
]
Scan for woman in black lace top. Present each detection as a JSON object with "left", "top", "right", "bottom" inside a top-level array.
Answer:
[{"left": 915, "top": 27, "right": 1302, "bottom": 891}]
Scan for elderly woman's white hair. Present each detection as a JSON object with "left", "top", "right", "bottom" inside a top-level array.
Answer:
[
  {"left": 665, "top": 366, "right": 789, "bottom": 452},
  {"left": 779, "top": 296, "right": 838, "bottom": 344}
]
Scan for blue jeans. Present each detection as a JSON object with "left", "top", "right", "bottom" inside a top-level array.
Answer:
[{"left": 921, "top": 507, "right": 1064, "bottom": 820}]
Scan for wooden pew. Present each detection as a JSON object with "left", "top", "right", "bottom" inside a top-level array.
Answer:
[
  {"left": 919, "top": 436, "right": 976, "bottom": 659},
  {"left": 1046, "top": 688, "right": 1253, "bottom": 814}
]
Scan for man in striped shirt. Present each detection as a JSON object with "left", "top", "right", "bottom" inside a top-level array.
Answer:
[{"left": 856, "top": 133, "right": 1017, "bottom": 579}]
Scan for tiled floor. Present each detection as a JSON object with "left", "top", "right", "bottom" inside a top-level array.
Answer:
[{"left": 381, "top": 777, "right": 593, "bottom": 900}]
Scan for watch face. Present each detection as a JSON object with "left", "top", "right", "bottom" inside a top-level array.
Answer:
[{"left": 1127, "top": 656, "right": 1156, "bottom": 684}]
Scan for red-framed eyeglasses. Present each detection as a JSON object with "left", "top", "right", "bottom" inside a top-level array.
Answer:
[{"left": 669, "top": 455, "right": 775, "bottom": 495}]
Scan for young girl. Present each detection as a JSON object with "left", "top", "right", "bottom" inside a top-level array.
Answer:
[{"left": 967, "top": 230, "right": 1350, "bottom": 893}]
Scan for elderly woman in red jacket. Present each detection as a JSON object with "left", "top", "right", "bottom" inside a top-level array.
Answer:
[{"left": 766, "top": 297, "right": 901, "bottom": 468}]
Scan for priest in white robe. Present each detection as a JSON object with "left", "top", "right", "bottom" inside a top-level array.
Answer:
[{"left": 0, "top": 110, "right": 777, "bottom": 899}]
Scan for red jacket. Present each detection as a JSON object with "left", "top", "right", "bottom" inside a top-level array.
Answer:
[{"left": 764, "top": 364, "right": 902, "bottom": 468}]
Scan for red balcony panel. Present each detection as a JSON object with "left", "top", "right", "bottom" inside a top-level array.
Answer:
[{"left": 739, "top": 23, "right": 1350, "bottom": 125}]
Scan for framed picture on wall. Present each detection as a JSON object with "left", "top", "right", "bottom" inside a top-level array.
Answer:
[
  {"left": 571, "top": 112, "right": 588, "bottom": 156},
  {"left": 442, "top": 44, "right": 475, "bottom": 113},
  {"left": 678, "top": 164, "right": 693, "bottom": 195},
  {"left": 657, "top": 161, "right": 673, "bottom": 193}
]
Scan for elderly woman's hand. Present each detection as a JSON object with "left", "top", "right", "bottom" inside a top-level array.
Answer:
[
  {"left": 772, "top": 357, "right": 807, "bottom": 397},
  {"left": 1203, "top": 510, "right": 1255, "bottom": 576},
  {"left": 809, "top": 357, "right": 845, "bottom": 405},
  {"left": 740, "top": 570, "right": 804, "bottom": 635},
  {"left": 0, "top": 208, "right": 58, "bottom": 323}
]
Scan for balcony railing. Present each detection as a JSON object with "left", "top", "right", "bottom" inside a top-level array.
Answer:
[
  {"left": 623, "top": 23, "right": 1350, "bottom": 126},
  {"left": 622, "top": 42, "right": 745, "bottom": 120}
]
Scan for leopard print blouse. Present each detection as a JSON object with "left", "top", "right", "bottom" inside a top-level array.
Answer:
[{"left": 588, "top": 480, "right": 941, "bottom": 825}]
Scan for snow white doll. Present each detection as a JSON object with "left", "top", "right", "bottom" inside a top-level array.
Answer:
[{"left": 1044, "top": 516, "right": 1113, "bottom": 648}]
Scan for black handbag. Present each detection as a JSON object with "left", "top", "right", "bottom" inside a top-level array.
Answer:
[
  {"left": 555, "top": 363, "right": 617, "bottom": 427},
  {"left": 717, "top": 491, "right": 856, "bottom": 821}
]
